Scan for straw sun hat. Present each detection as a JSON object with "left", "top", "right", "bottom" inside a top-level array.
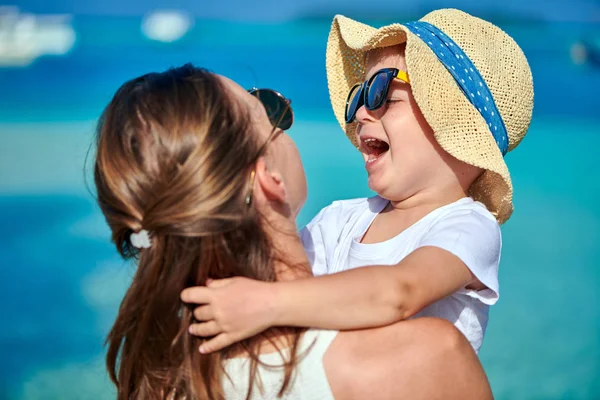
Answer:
[{"left": 326, "top": 9, "right": 534, "bottom": 224}]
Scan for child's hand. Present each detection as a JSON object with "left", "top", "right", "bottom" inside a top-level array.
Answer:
[{"left": 180, "top": 277, "right": 277, "bottom": 354}]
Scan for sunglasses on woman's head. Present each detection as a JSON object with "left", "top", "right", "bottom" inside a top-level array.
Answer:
[
  {"left": 248, "top": 88, "right": 294, "bottom": 131},
  {"left": 345, "top": 68, "right": 410, "bottom": 124},
  {"left": 244, "top": 88, "right": 293, "bottom": 207}
]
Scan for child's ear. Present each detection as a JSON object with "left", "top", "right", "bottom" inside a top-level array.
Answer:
[{"left": 255, "top": 157, "right": 287, "bottom": 203}]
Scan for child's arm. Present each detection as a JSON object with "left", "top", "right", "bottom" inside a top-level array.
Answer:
[
  {"left": 181, "top": 246, "right": 477, "bottom": 353},
  {"left": 272, "top": 246, "right": 477, "bottom": 329},
  {"left": 181, "top": 211, "right": 500, "bottom": 353}
]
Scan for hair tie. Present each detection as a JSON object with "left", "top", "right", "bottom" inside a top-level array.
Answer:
[{"left": 130, "top": 229, "right": 152, "bottom": 249}]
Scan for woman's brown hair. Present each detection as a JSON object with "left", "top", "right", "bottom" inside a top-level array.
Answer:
[{"left": 94, "top": 64, "right": 303, "bottom": 399}]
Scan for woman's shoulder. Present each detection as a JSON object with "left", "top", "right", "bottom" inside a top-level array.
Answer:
[
  {"left": 326, "top": 317, "right": 463, "bottom": 365},
  {"left": 324, "top": 318, "right": 492, "bottom": 399}
]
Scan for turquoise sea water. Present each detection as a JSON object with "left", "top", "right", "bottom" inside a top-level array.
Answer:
[{"left": 1, "top": 15, "right": 599, "bottom": 399}]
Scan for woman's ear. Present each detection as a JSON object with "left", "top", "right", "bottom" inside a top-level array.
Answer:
[{"left": 255, "top": 157, "right": 286, "bottom": 203}]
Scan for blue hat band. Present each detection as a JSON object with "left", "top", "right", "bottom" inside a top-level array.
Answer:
[{"left": 404, "top": 21, "right": 509, "bottom": 156}]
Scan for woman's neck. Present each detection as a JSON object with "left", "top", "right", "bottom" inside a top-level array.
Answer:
[
  {"left": 227, "top": 216, "right": 311, "bottom": 359},
  {"left": 262, "top": 214, "right": 312, "bottom": 281}
]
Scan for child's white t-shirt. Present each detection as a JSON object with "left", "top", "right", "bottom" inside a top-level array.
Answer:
[{"left": 299, "top": 196, "right": 502, "bottom": 353}]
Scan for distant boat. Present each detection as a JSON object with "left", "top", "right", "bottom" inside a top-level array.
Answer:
[
  {"left": 141, "top": 10, "right": 193, "bottom": 43},
  {"left": 570, "top": 37, "right": 600, "bottom": 68},
  {"left": 0, "top": 6, "right": 76, "bottom": 67}
]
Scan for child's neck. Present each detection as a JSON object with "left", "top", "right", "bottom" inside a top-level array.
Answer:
[
  {"left": 389, "top": 184, "right": 468, "bottom": 213},
  {"left": 362, "top": 187, "right": 469, "bottom": 244}
]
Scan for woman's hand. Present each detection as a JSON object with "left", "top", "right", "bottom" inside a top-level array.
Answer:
[{"left": 180, "top": 277, "right": 278, "bottom": 353}]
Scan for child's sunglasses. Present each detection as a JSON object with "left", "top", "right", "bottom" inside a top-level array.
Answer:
[
  {"left": 248, "top": 88, "right": 294, "bottom": 131},
  {"left": 344, "top": 68, "right": 410, "bottom": 124}
]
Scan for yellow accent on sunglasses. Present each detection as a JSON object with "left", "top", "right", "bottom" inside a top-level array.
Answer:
[{"left": 396, "top": 69, "right": 410, "bottom": 84}]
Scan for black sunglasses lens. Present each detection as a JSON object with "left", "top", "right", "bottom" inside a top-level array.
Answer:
[
  {"left": 251, "top": 89, "right": 293, "bottom": 130},
  {"left": 367, "top": 71, "right": 390, "bottom": 109},
  {"left": 345, "top": 84, "right": 363, "bottom": 123}
]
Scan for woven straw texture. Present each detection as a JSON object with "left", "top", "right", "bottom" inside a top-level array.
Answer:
[{"left": 326, "top": 9, "right": 534, "bottom": 223}]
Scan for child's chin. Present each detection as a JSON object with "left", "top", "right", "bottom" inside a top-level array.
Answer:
[{"left": 367, "top": 176, "right": 387, "bottom": 196}]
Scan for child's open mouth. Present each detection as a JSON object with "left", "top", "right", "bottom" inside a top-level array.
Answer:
[{"left": 361, "top": 137, "right": 390, "bottom": 163}]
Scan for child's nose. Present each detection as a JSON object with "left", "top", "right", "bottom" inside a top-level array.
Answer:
[{"left": 355, "top": 104, "right": 377, "bottom": 124}]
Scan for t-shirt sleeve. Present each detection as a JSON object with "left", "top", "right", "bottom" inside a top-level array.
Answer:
[
  {"left": 417, "top": 210, "right": 502, "bottom": 305},
  {"left": 299, "top": 206, "right": 331, "bottom": 277}
]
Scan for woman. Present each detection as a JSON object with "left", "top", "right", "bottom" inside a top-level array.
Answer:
[{"left": 94, "top": 64, "right": 492, "bottom": 399}]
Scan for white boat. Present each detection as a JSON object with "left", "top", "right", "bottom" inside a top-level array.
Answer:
[
  {"left": 141, "top": 10, "right": 193, "bottom": 43},
  {"left": 0, "top": 6, "right": 76, "bottom": 67}
]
